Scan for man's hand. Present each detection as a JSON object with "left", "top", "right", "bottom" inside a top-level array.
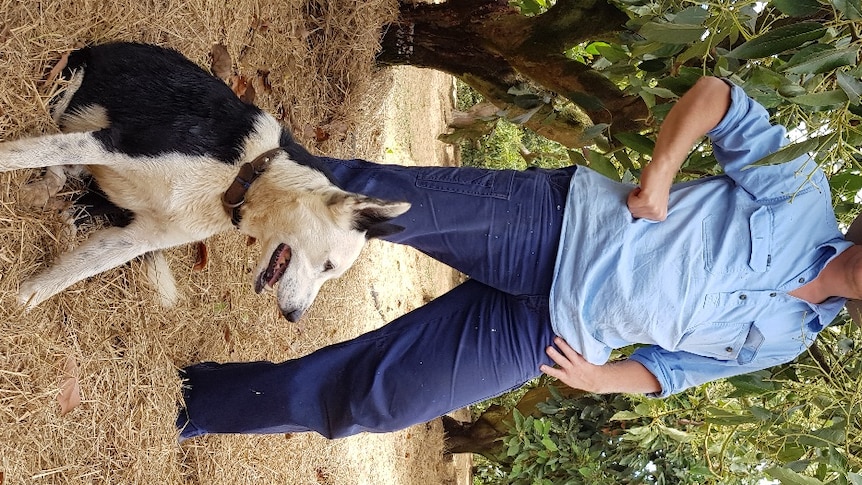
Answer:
[
  {"left": 540, "top": 337, "right": 662, "bottom": 395},
  {"left": 627, "top": 186, "right": 669, "bottom": 221},
  {"left": 627, "top": 161, "right": 674, "bottom": 221},
  {"left": 540, "top": 337, "right": 604, "bottom": 393}
]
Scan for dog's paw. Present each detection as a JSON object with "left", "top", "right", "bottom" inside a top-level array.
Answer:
[
  {"left": 20, "top": 166, "right": 68, "bottom": 210},
  {"left": 17, "top": 279, "right": 49, "bottom": 311}
]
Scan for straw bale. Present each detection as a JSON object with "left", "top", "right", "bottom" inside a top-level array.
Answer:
[{"left": 1, "top": 0, "right": 462, "bottom": 483}]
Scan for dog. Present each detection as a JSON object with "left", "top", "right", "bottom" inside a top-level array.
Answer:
[{"left": 0, "top": 42, "right": 410, "bottom": 321}]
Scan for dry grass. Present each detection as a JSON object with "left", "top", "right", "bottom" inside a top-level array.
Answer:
[{"left": 0, "top": 0, "right": 463, "bottom": 483}]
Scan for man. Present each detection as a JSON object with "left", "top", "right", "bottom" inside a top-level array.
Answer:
[{"left": 177, "top": 77, "right": 861, "bottom": 440}]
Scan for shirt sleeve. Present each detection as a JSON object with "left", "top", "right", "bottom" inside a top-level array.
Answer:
[
  {"left": 628, "top": 343, "right": 798, "bottom": 398},
  {"left": 707, "top": 82, "right": 825, "bottom": 201}
]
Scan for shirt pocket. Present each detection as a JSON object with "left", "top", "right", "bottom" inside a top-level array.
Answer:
[
  {"left": 677, "top": 321, "right": 763, "bottom": 363},
  {"left": 415, "top": 167, "right": 514, "bottom": 199},
  {"left": 703, "top": 205, "right": 772, "bottom": 274}
]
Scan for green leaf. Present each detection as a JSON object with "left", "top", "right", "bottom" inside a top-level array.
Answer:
[
  {"left": 579, "top": 123, "right": 610, "bottom": 143},
  {"left": 782, "top": 43, "right": 838, "bottom": 71},
  {"left": 726, "top": 22, "right": 827, "bottom": 59},
  {"left": 831, "top": 0, "right": 862, "bottom": 19},
  {"left": 847, "top": 472, "right": 862, "bottom": 485},
  {"left": 638, "top": 58, "right": 669, "bottom": 72},
  {"left": 541, "top": 437, "right": 558, "bottom": 452},
  {"left": 837, "top": 71, "right": 862, "bottom": 105},
  {"left": 512, "top": 93, "right": 545, "bottom": 109},
  {"left": 518, "top": 0, "right": 544, "bottom": 16},
  {"left": 614, "top": 132, "right": 655, "bottom": 156},
  {"left": 784, "top": 47, "right": 859, "bottom": 74},
  {"left": 703, "top": 407, "right": 757, "bottom": 425},
  {"left": 765, "top": 466, "right": 825, "bottom": 485},
  {"left": 789, "top": 90, "right": 849, "bottom": 108},
  {"left": 726, "top": 370, "right": 778, "bottom": 395},
  {"left": 657, "top": 424, "right": 692, "bottom": 443},
  {"left": 610, "top": 410, "right": 642, "bottom": 421},
  {"left": 640, "top": 86, "right": 677, "bottom": 99},
  {"left": 744, "top": 134, "right": 834, "bottom": 168},
  {"left": 672, "top": 6, "right": 709, "bottom": 25},
  {"left": 774, "top": 0, "right": 824, "bottom": 16},
  {"left": 584, "top": 150, "right": 620, "bottom": 181},
  {"left": 639, "top": 22, "right": 708, "bottom": 44},
  {"left": 830, "top": 171, "right": 862, "bottom": 194},
  {"left": 568, "top": 91, "right": 604, "bottom": 111},
  {"left": 594, "top": 43, "right": 628, "bottom": 63}
]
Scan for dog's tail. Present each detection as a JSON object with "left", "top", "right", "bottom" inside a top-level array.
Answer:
[{"left": 142, "top": 251, "right": 180, "bottom": 308}]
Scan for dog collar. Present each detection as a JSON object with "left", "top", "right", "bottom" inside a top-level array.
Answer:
[{"left": 222, "top": 148, "right": 283, "bottom": 227}]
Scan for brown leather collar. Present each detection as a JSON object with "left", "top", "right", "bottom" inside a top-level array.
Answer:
[{"left": 222, "top": 148, "right": 283, "bottom": 227}]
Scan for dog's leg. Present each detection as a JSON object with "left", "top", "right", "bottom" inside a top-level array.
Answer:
[
  {"left": 142, "top": 251, "right": 180, "bottom": 307},
  {"left": 0, "top": 131, "right": 107, "bottom": 171},
  {"left": 18, "top": 218, "right": 182, "bottom": 309}
]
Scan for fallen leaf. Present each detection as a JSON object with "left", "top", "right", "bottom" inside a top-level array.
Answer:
[
  {"left": 239, "top": 79, "right": 256, "bottom": 104},
  {"left": 315, "top": 468, "right": 330, "bottom": 484},
  {"left": 193, "top": 241, "right": 208, "bottom": 271},
  {"left": 314, "top": 126, "right": 330, "bottom": 143},
  {"left": 230, "top": 75, "right": 254, "bottom": 103},
  {"left": 210, "top": 44, "right": 232, "bottom": 81},
  {"left": 58, "top": 356, "right": 81, "bottom": 416}
]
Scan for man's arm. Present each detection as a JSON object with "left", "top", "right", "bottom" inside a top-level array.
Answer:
[
  {"left": 540, "top": 337, "right": 662, "bottom": 394},
  {"left": 627, "top": 77, "right": 732, "bottom": 221}
]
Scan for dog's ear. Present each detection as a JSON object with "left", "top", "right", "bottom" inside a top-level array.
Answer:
[{"left": 333, "top": 194, "right": 410, "bottom": 239}]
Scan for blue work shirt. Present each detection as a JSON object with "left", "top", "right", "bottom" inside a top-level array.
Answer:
[{"left": 550, "top": 82, "right": 852, "bottom": 397}]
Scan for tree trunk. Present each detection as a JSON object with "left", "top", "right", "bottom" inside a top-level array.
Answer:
[{"left": 377, "top": 0, "right": 650, "bottom": 147}]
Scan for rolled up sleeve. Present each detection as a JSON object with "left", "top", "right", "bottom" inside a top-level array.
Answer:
[
  {"left": 629, "top": 344, "right": 795, "bottom": 398},
  {"left": 707, "top": 82, "right": 823, "bottom": 201}
]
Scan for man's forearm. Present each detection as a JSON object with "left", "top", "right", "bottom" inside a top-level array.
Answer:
[
  {"left": 627, "top": 76, "right": 732, "bottom": 220},
  {"left": 593, "top": 359, "right": 661, "bottom": 395},
  {"left": 542, "top": 337, "right": 662, "bottom": 395},
  {"left": 645, "top": 76, "right": 732, "bottom": 185}
]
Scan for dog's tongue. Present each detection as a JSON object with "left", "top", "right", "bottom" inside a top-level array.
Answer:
[{"left": 255, "top": 243, "right": 291, "bottom": 293}]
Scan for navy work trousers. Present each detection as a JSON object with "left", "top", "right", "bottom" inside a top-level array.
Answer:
[{"left": 178, "top": 158, "right": 576, "bottom": 439}]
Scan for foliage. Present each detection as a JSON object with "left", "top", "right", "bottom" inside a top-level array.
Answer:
[
  {"left": 467, "top": 0, "right": 862, "bottom": 483},
  {"left": 475, "top": 322, "right": 862, "bottom": 484},
  {"left": 455, "top": 80, "right": 570, "bottom": 171}
]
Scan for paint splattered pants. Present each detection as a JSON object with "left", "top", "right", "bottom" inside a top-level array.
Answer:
[{"left": 178, "top": 158, "right": 575, "bottom": 439}]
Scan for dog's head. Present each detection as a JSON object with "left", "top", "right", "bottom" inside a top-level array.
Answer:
[{"left": 239, "top": 164, "right": 410, "bottom": 321}]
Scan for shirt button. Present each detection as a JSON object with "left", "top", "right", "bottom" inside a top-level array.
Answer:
[
  {"left": 739, "top": 294, "right": 747, "bottom": 300},
  {"left": 769, "top": 292, "right": 777, "bottom": 297},
  {"left": 798, "top": 277, "right": 805, "bottom": 283},
  {"left": 725, "top": 347, "right": 734, "bottom": 353}
]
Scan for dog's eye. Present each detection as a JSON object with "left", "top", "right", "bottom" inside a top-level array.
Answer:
[{"left": 323, "top": 260, "right": 334, "bottom": 272}]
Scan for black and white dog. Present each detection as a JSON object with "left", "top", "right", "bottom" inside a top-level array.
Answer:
[{"left": 0, "top": 42, "right": 410, "bottom": 321}]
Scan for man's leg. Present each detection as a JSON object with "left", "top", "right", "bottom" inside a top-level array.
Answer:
[
  {"left": 178, "top": 279, "right": 555, "bottom": 439},
  {"left": 322, "top": 157, "right": 574, "bottom": 296}
]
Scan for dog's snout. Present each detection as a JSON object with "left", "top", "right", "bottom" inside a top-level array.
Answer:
[{"left": 281, "top": 307, "right": 304, "bottom": 322}]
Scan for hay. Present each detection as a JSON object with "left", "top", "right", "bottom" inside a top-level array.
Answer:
[{"left": 0, "top": 0, "right": 462, "bottom": 483}]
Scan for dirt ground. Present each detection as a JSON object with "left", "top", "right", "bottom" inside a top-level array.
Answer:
[{"left": 0, "top": 1, "right": 474, "bottom": 480}]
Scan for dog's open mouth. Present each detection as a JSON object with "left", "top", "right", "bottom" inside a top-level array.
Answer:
[{"left": 255, "top": 243, "right": 291, "bottom": 293}]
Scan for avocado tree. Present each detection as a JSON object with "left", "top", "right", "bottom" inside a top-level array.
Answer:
[{"left": 376, "top": 0, "right": 862, "bottom": 190}]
